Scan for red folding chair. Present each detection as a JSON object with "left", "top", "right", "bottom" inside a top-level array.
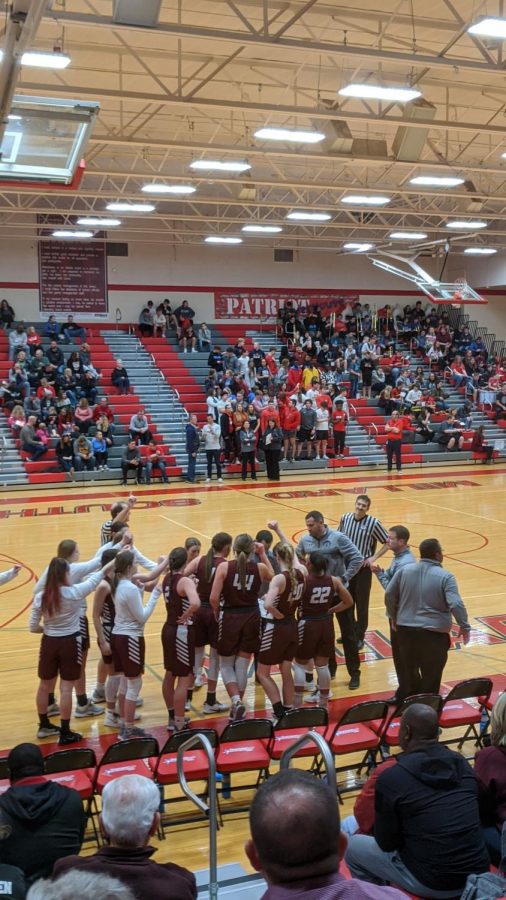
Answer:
[
  {"left": 439, "top": 678, "right": 493, "bottom": 750},
  {"left": 94, "top": 738, "right": 159, "bottom": 794},
  {"left": 216, "top": 719, "right": 274, "bottom": 805},
  {"left": 270, "top": 707, "right": 328, "bottom": 771},
  {"left": 44, "top": 748, "right": 98, "bottom": 844},
  {"left": 153, "top": 728, "right": 220, "bottom": 828},
  {"left": 376, "top": 693, "right": 443, "bottom": 751},
  {"left": 326, "top": 700, "right": 390, "bottom": 798}
]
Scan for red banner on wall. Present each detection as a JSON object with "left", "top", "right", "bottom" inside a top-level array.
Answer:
[
  {"left": 38, "top": 240, "right": 108, "bottom": 316},
  {"left": 214, "top": 289, "right": 359, "bottom": 319}
]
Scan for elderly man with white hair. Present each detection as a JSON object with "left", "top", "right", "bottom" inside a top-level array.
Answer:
[{"left": 52, "top": 775, "right": 196, "bottom": 899}]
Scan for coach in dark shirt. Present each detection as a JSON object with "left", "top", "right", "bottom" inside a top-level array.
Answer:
[{"left": 346, "top": 704, "right": 489, "bottom": 897}]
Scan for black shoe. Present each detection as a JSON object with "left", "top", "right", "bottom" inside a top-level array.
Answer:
[
  {"left": 357, "top": 639, "right": 365, "bottom": 650},
  {"left": 348, "top": 674, "right": 361, "bottom": 690},
  {"left": 121, "top": 481, "right": 127, "bottom": 486},
  {"left": 58, "top": 729, "right": 82, "bottom": 745}
]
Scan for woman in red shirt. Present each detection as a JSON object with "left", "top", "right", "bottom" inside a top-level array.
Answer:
[{"left": 282, "top": 399, "right": 301, "bottom": 463}]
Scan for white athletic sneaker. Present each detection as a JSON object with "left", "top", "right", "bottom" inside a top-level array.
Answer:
[
  {"left": 119, "top": 725, "right": 152, "bottom": 741},
  {"left": 37, "top": 724, "right": 60, "bottom": 739},
  {"left": 75, "top": 701, "right": 104, "bottom": 718},
  {"left": 194, "top": 673, "right": 206, "bottom": 688},
  {"left": 91, "top": 688, "right": 106, "bottom": 703},
  {"left": 218, "top": 478, "right": 223, "bottom": 484},
  {"left": 206, "top": 478, "right": 211, "bottom": 484},
  {"left": 185, "top": 700, "right": 191, "bottom": 711},
  {"left": 47, "top": 703, "right": 60, "bottom": 717},
  {"left": 104, "top": 710, "right": 120, "bottom": 728},
  {"left": 230, "top": 700, "right": 246, "bottom": 722},
  {"left": 203, "top": 701, "right": 229, "bottom": 714}
]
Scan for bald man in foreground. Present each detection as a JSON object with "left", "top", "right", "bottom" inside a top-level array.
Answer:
[
  {"left": 246, "top": 768, "right": 406, "bottom": 899},
  {"left": 346, "top": 704, "right": 489, "bottom": 898}
]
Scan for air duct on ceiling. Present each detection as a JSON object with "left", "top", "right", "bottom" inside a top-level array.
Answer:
[
  {"left": 392, "top": 98, "right": 437, "bottom": 162},
  {"left": 317, "top": 121, "right": 354, "bottom": 153},
  {"left": 351, "top": 138, "right": 388, "bottom": 159},
  {"left": 113, "top": 0, "right": 163, "bottom": 27}
]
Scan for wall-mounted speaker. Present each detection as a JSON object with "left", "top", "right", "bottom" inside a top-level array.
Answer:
[{"left": 274, "top": 248, "right": 293, "bottom": 262}]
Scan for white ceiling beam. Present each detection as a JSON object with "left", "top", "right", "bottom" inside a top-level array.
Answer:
[{"left": 40, "top": 10, "right": 506, "bottom": 76}]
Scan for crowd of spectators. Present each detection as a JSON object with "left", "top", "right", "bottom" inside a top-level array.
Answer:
[{"left": 1, "top": 298, "right": 505, "bottom": 482}]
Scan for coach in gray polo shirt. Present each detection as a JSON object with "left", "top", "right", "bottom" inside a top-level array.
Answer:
[
  {"left": 296, "top": 511, "right": 364, "bottom": 690},
  {"left": 385, "top": 537, "right": 471, "bottom": 697}
]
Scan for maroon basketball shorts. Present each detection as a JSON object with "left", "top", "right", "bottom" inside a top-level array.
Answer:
[
  {"left": 193, "top": 603, "right": 218, "bottom": 649},
  {"left": 38, "top": 632, "right": 83, "bottom": 681},
  {"left": 217, "top": 607, "right": 261, "bottom": 657},
  {"left": 258, "top": 619, "right": 298, "bottom": 666},
  {"left": 296, "top": 615, "right": 335, "bottom": 660},
  {"left": 162, "top": 622, "right": 195, "bottom": 677},
  {"left": 110, "top": 633, "right": 145, "bottom": 678}
]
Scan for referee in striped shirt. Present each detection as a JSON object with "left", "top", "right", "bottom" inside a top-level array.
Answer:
[{"left": 339, "top": 496, "right": 389, "bottom": 648}]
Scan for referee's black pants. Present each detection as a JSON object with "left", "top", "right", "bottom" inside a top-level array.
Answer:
[
  {"left": 396, "top": 626, "right": 450, "bottom": 697},
  {"left": 329, "top": 608, "right": 360, "bottom": 679},
  {"left": 348, "top": 567, "right": 372, "bottom": 642}
]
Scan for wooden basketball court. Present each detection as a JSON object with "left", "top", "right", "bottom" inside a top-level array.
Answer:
[{"left": 1, "top": 464, "right": 505, "bottom": 873}]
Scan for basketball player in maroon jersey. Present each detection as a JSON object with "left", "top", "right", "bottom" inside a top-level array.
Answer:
[
  {"left": 184, "top": 532, "right": 232, "bottom": 714},
  {"left": 210, "top": 533, "right": 274, "bottom": 721},
  {"left": 92, "top": 548, "right": 122, "bottom": 728},
  {"left": 257, "top": 542, "right": 307, "bottom": 719},
  {"left": 294, "top": 552, "right": 353, "bottom": 709},
  {"left": 162, "top": 547, "right": 201, "bottom": 732}
]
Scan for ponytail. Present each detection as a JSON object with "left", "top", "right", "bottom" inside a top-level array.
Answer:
[
  {"left": 205, "top": 532, "right": 233, "bottom": 582},
  {"left": 233, "top": 533, "right": 254, "bottom": 590},
  {"left": 274, "top": 541, "right": 299, "bottom": 602},
  {"left": 41, "top": 558, "right": 69, "bottom": 618}
]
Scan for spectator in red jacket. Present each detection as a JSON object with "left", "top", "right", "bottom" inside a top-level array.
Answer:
[
  {"left": 260, "top": 401, "right": 280, "bottom": 434},
  {"left": 281, "top": 398, "right": 301, "bottom": 463},
  {"left": 286, "top": 364, "right": 301, "bottom": 394},
  {"left": 93, "top": 397, "right": 114, "bottom": 423}
]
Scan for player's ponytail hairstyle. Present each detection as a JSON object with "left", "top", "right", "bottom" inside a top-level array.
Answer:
[
  {"left": 56, "top": 539, "right": 77, "bottom": 560},
  {"left": 41, "top": 557, "right": 69, "bottom": 618},
  {"left": 273, "top": 541, "right": 299, "bottom": 602},
  {"left": 205, "top": 532, "right": 233, "bottom": 582},
  {"left": 233, "top": 533, "right": 254, "bottom": 590},
  {"left": 111, "top": 550, "right": 135, "bottom": 597},
  {"left": 309, "top": 551, "right": 327, "bottom": 576}
]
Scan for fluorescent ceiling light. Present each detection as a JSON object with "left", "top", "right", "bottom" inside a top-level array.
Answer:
[
  {"left": 286, "top": 211, "right": 331, "bottom": 221},
  {"left": 141, "top": 183, "right": 196, "bottom": 195},
  {"left": 409, "top": 176, "right": 464, "bottom": 187},
  {"left": 20, "top": 51, "right": 71, "bottom": 69},
  {"left": 254, "top": 127, "right": 325, "bottom": 144},
  {"left": 339, "top": 84, "right": 421, "bottom": 102},
  {"left": 468, "top": 18, "right": 506, "bottom": 38},
  {"left": 242, "top": 224, "right": 283, "bottom": 233},
  {"left": 464, "top": 247, "right": 497, "bottom": 255},
  {"left": 190, "top": 160, "right": 251, "bottom": 173},
  {"left": 77, "top": 217, "right": 121, "bottom": 227},
  {"left": 446, "top": 220, "right": 487, "bottom": 229},
  {"left": 341, "top": 195, "right": 391, "bottom": 206},
  {"left": 389, "top": 231, "right": 428, "bottom": 240},
  {"left": 106, "top": 202, "right": 155, "bottom": 212},
  {"left": 52, "top": 230, "right": 93, "bottom": 239},
  {"left": 205, "top": 236, "right": 243, "bottom": 244},
  {"left": 343, "top": 242, "right": 374, "bottom": 252}
]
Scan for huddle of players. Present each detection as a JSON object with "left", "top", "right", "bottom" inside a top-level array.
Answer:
[{"left": 30, "top": 495, "right": 355, "bottom": 742}]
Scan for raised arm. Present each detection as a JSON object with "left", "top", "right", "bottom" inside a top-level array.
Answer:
[{"left": 267, "top": 520, "right": 292, "bottom": 545}]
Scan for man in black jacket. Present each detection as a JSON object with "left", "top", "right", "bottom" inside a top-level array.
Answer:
[
  {"left": 346, "top": 704, "right": 489, "bottom": 897},
  {"left": 0, "top": 743, "right": 84, "bottom": 885},
  {"left": 185, "top": 413, "right": 200, "bottom": 483}
]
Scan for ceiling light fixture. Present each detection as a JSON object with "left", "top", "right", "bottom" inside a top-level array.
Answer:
[
  {"left": 341, "top": 195, "right": 391, "bottom": 206},
  {"left": 389, "top": 231, "right": 428, "bottom": 240},
  {"left": 464, "top": 247, "right": 497, "bottom": 255},
  {"left": 446, "top": 220, "right": 487, "bottom": 229},
  {"left": 338, "top": 84, "right": 421, "bottom": 102},
  {"left": 241, "top": 224, "right": 283, "bottom": 233},
  {"left": 254, "top": 127, "right": 325, "bottom": 143},
  {"left": 141, "top": 184, "right": 196, "bottom": 194},
  {"left": 343, "top": 242, "right": 375, "bottom": 252},
  {"left": 13, "top": 50, "right": 71, "bottom": 69},
  {"left": 52, "top": 230, "right": 93, "bottom": 239},
  {"left": 190, "top": 160, "right": 251, "bottom": 173},
  {"left": 205, "top": 236, "right": 243, "bottom": 244},
  {"left": 286, "top": 211, "right": 331, "bottom": 221},
  {"left": 106, "top": 202, "right": 155, "bottom": 212},
  {"left": 468, "top": 18, "right": 506, "bottom": 38},
  {"left": 76, "top": 217, "right": 122, "bottom": 227},
  {"left": 409, "top": 176, "right": 464, "bottom": 187}
]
